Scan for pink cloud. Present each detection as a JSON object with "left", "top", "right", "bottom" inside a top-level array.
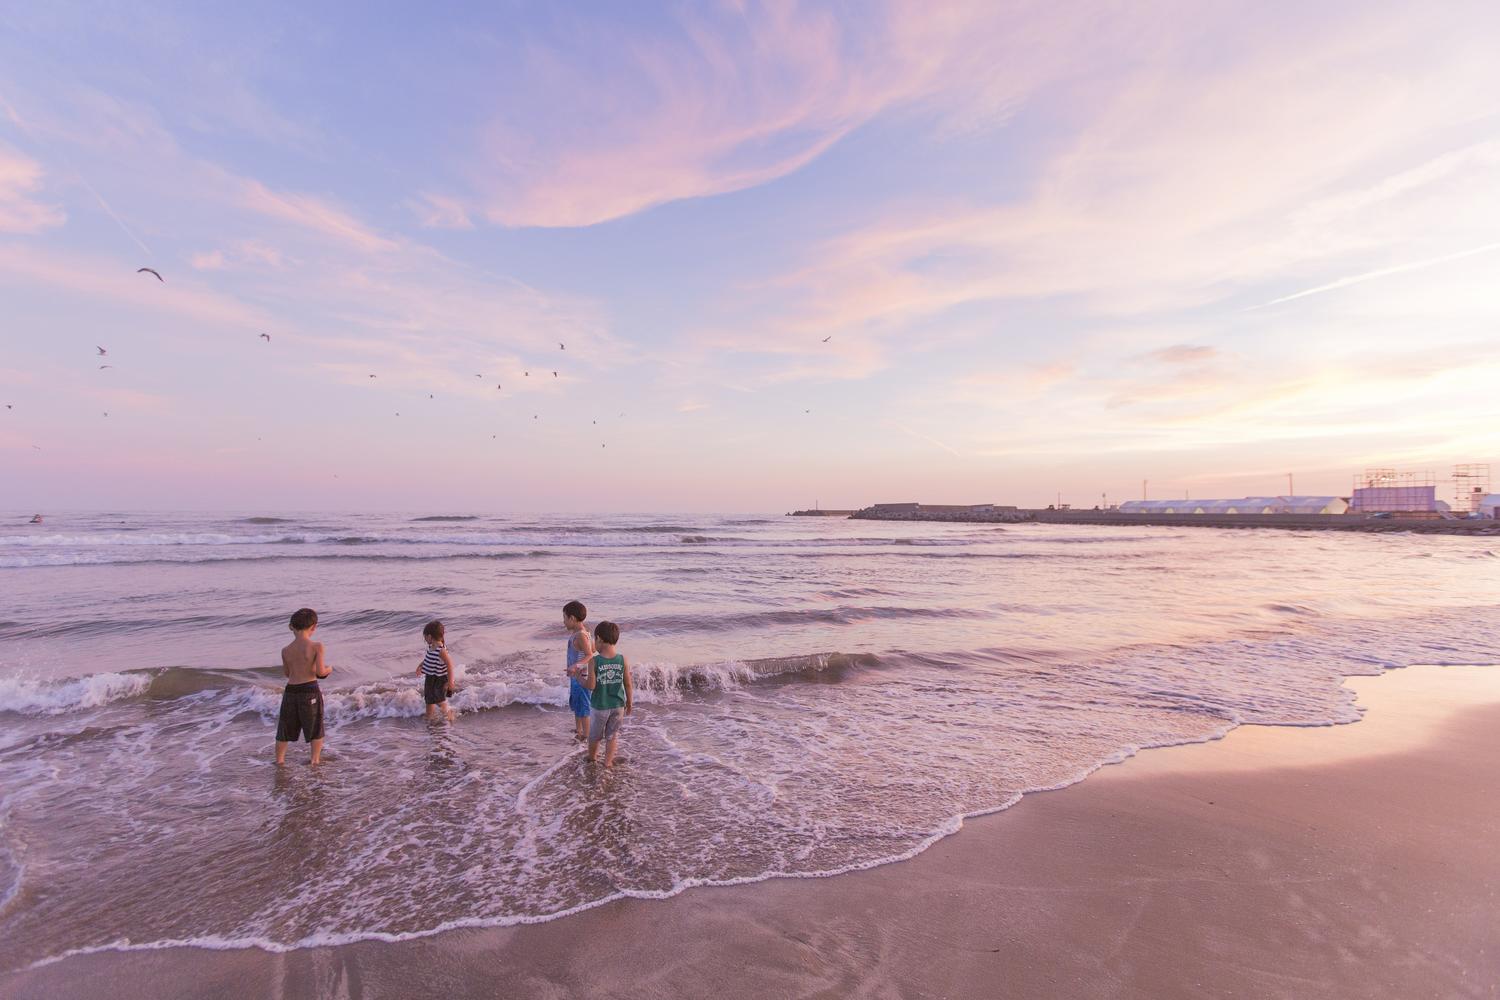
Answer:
[
  {"left": 409, "top": 192, "right": 475, "bottom": 230},
  {"left": 241, "top": 180, "right": 397, "bottom": 252},
  {"left": 0, "top": 145, "right": 65, "bottom": 233},
  {"left": 455, "top": 2, "right": 1097, "bottom": 228}
]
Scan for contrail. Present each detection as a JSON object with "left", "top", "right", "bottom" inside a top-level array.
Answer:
[
  {"left": 0, "top": 93, "right": 154, "bottom": 257},
  {"left": 1253, "top": 240, "right": 1500, "bottom": 309},
  {"left": 889, "top": 421, "right": 964, "bottom": 457},
  {"left": 72, "top": 169, "right": 154, "bottom": 257}
]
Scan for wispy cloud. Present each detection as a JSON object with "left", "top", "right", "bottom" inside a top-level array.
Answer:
[
  {"left": 438, "top": 2, "right": 1098, "bottom": 228},
  {"left": 1139, "top": 345, "right": 1218, "bottom": 365},
  {"left": 241, "top": 180, "right": 398, "bottom": 253},
  {"left": 0, "top": 144, "right": 65, "bottom": 233}
]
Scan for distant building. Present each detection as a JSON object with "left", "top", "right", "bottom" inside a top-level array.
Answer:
[
  {"left": 1478, "top": 494, "right": 1500, "bottom": 519},
  {"left": 1118, "top": 496, "right": 1349, "bottom": 515},
  {"left": 1350, "top": 484, "right": 1438, "bottom": 513}
]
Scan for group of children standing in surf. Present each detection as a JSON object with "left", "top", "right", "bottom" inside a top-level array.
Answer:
[{"left": 272, "top": 599, "right": 634, "bottom": 768}]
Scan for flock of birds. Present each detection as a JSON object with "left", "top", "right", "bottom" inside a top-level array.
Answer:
[{"left": 11, "top": 264, "right": 833, "bottom": 452}]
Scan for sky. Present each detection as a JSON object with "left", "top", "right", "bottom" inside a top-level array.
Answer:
[{"left": 2, "top": 0, "right": 1499, "bottom": 512}]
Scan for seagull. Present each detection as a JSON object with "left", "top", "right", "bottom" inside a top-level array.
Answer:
[
  {"left": 137, "top": 267, "right": 163, "bottom": 282},
  {"left": 821, "top": 335, "right": 832, "bottom": 343},
  {"left": 475, "top": 374, "right": 483, "bottom": 379},
  {"left": 496, "top": 384, "right": 502, "bottom": 390},
  {"left": 559, "top": 342, "right": 565, "bottom": 350},
  {"left": 552, "top": 371, "right": 557, "bottom": 378},
  {"left": 532, "top": 414, "right": 538, "bottom": 420},
  {"left": 804, "top": 409, "right": 810, "bottom": 413},
  {"left": 99, "top": 364, "right": 113, "bottom": 370},
  {"left": 259, "top": 333, "right": 271, "bottom": 342},
  {"left": 429, "top": 394, "right": 434, "bottom": 399},
  {"left": 369, "top": 374, "right": 377, "bottom": 378},
  {"left": 103, "top": 411, "right": 109, "bottom": 417},
  {"left": 96, "top": 346, "right": 107, "bottom": 356},
  {"left": 5, "top": 404, "right": 11, "bottom": 410},
  {"left": 524, "top": 371, "right": 529, "bottom": 376}
]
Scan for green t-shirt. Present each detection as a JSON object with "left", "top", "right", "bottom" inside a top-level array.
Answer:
[{"left": 590, "top": 653, "right": 627, "bottom": 710}]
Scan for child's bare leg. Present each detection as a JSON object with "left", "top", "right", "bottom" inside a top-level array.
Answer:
[
  {"left": 603, "top": 736, "right": 618, "bottom": 768},
  {"left": 587, "top": 739, "right": 600, "bottom": 762},
  {"left": 309, "top": 738, "right": 323, "bottom": 765},
  {"left": 275, "top": 740, "right": 288, "bottom": 765},
  {"left": 575, "top": 716, "right": 587, "bottom": 740},
  {"left": 444, "top": 701, "right": 455, "bottom": 722},
  {"left": 425, "top": 704, "right": 435, "bottom": 720}
]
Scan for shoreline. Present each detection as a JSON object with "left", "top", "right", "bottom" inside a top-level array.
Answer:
[{"left": 6, "top": 663, "right": 1498, "bottom": 998}]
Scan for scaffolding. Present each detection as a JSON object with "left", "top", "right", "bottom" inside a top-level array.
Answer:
[
  {"left": 1350, "top": 469, "right": 1437, "bottom": 512},
  {"left": 1453, "top": 464, "right": 1492, "bottom": 514}
]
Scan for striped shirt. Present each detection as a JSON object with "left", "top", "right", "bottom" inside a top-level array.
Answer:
[{"left": 420, "top": 644, "right": 448, "bottom": 677}]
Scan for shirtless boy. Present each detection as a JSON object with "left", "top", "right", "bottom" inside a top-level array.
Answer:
[{"left": 275, "top": 607, "right": 332, "bottom": 765}]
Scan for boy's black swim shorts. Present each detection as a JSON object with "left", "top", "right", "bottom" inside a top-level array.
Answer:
[{"left": 276, "top": 681, "right": 324, "bottom": 742}]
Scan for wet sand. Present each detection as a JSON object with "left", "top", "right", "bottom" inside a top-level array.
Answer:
[{"left": 7, "top": 665, "right": 1499, "bottom": 999}]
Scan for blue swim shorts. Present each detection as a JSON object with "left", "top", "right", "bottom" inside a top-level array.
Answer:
[{"left": 568, "top": 678, "right": 592, "bottom": 718}]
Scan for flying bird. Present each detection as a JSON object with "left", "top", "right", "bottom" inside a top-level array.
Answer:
[
  {"left": 821, "top": 336, "right": 832, "bottom": 343},
  {"left": 496, "top": 384, "right": 502, "bottom": 390},
  {"left": 429, "top": 394, "right": 434, "bottom": 399},
  {"left": 99, "top": 364, "right": 113, "bottom": 370},
  {"left": 96, "top": 346, "right": 107, "bottom": 356},
  {"left": 369, "top": 374, "right": 377, "bottom": 378},
  {"left": 524, "top": 371, "right": 529, "bottom": 376},
  {"left": 559, "top": 342, "right": 565, "bottom": 350},
  {"left": 259, "top": 333, "right": 271, "bottom": 342},
  {"left": 5, "top": 404, "right": 11, "bottom": 410},
  {"left": 103, "top": 411, "right": 109, "bottom": 417},
  {"left": 137, "top": 267, "right": 163, "bottom": 282},
  {"left": 475, "top": 374, "right": 483, "bottom": 379},
  {"left": 552, "top": 371, "right": 557, "bottom": 378}
]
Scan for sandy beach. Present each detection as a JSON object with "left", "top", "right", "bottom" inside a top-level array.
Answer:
[{"left": 7, "top": 663, "right": 1496, "bottom": 1000}]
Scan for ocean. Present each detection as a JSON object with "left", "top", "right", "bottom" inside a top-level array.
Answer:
[{"left": 2, "top": 511, "right": 1498, "bottom": 970}]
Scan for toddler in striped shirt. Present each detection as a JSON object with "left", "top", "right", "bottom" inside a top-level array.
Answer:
[{"left": 418, "top": 620, "right": 457, "bottom": 722}]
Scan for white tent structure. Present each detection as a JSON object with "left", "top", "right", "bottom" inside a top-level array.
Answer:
[{"left": 1118, "top": 496, "right": 1348, "bottom": 515}]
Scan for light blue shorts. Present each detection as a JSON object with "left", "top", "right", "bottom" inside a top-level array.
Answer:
[{"left": 589, "top": 707, "right": 623, "bottom": 743}]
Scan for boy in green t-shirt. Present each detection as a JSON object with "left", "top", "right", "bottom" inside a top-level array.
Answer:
[{"left": 582, "top": 619, "right": 633, "bottom": 768}]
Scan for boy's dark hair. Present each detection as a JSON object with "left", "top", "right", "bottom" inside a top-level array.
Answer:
[
  {"left": 593, "top": 620, "right": 620, "bottom": 645},
  {"left": 423, "top": 620, "right": 445, "bottom": 642},
  {"left": 289, "top": 608, "right": 318, "bottom": 631},
  {"left": 563, "top": 600, "right": 587, "bottom": 622}
]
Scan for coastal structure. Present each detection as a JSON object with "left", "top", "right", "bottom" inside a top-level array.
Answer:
[
  {"left": 851, "top": 502, "right": 1024, "bottom": 522},
  {"left": 1349, "top": 469, "right": 1439, "bottom": 512},
  {"left": 1118, "top": 496, "right": 1349, "bottom": 515}
]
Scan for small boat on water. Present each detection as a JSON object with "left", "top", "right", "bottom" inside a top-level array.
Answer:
[{"left": 29, "top": 514, "right": 43, "bottom": 524}]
